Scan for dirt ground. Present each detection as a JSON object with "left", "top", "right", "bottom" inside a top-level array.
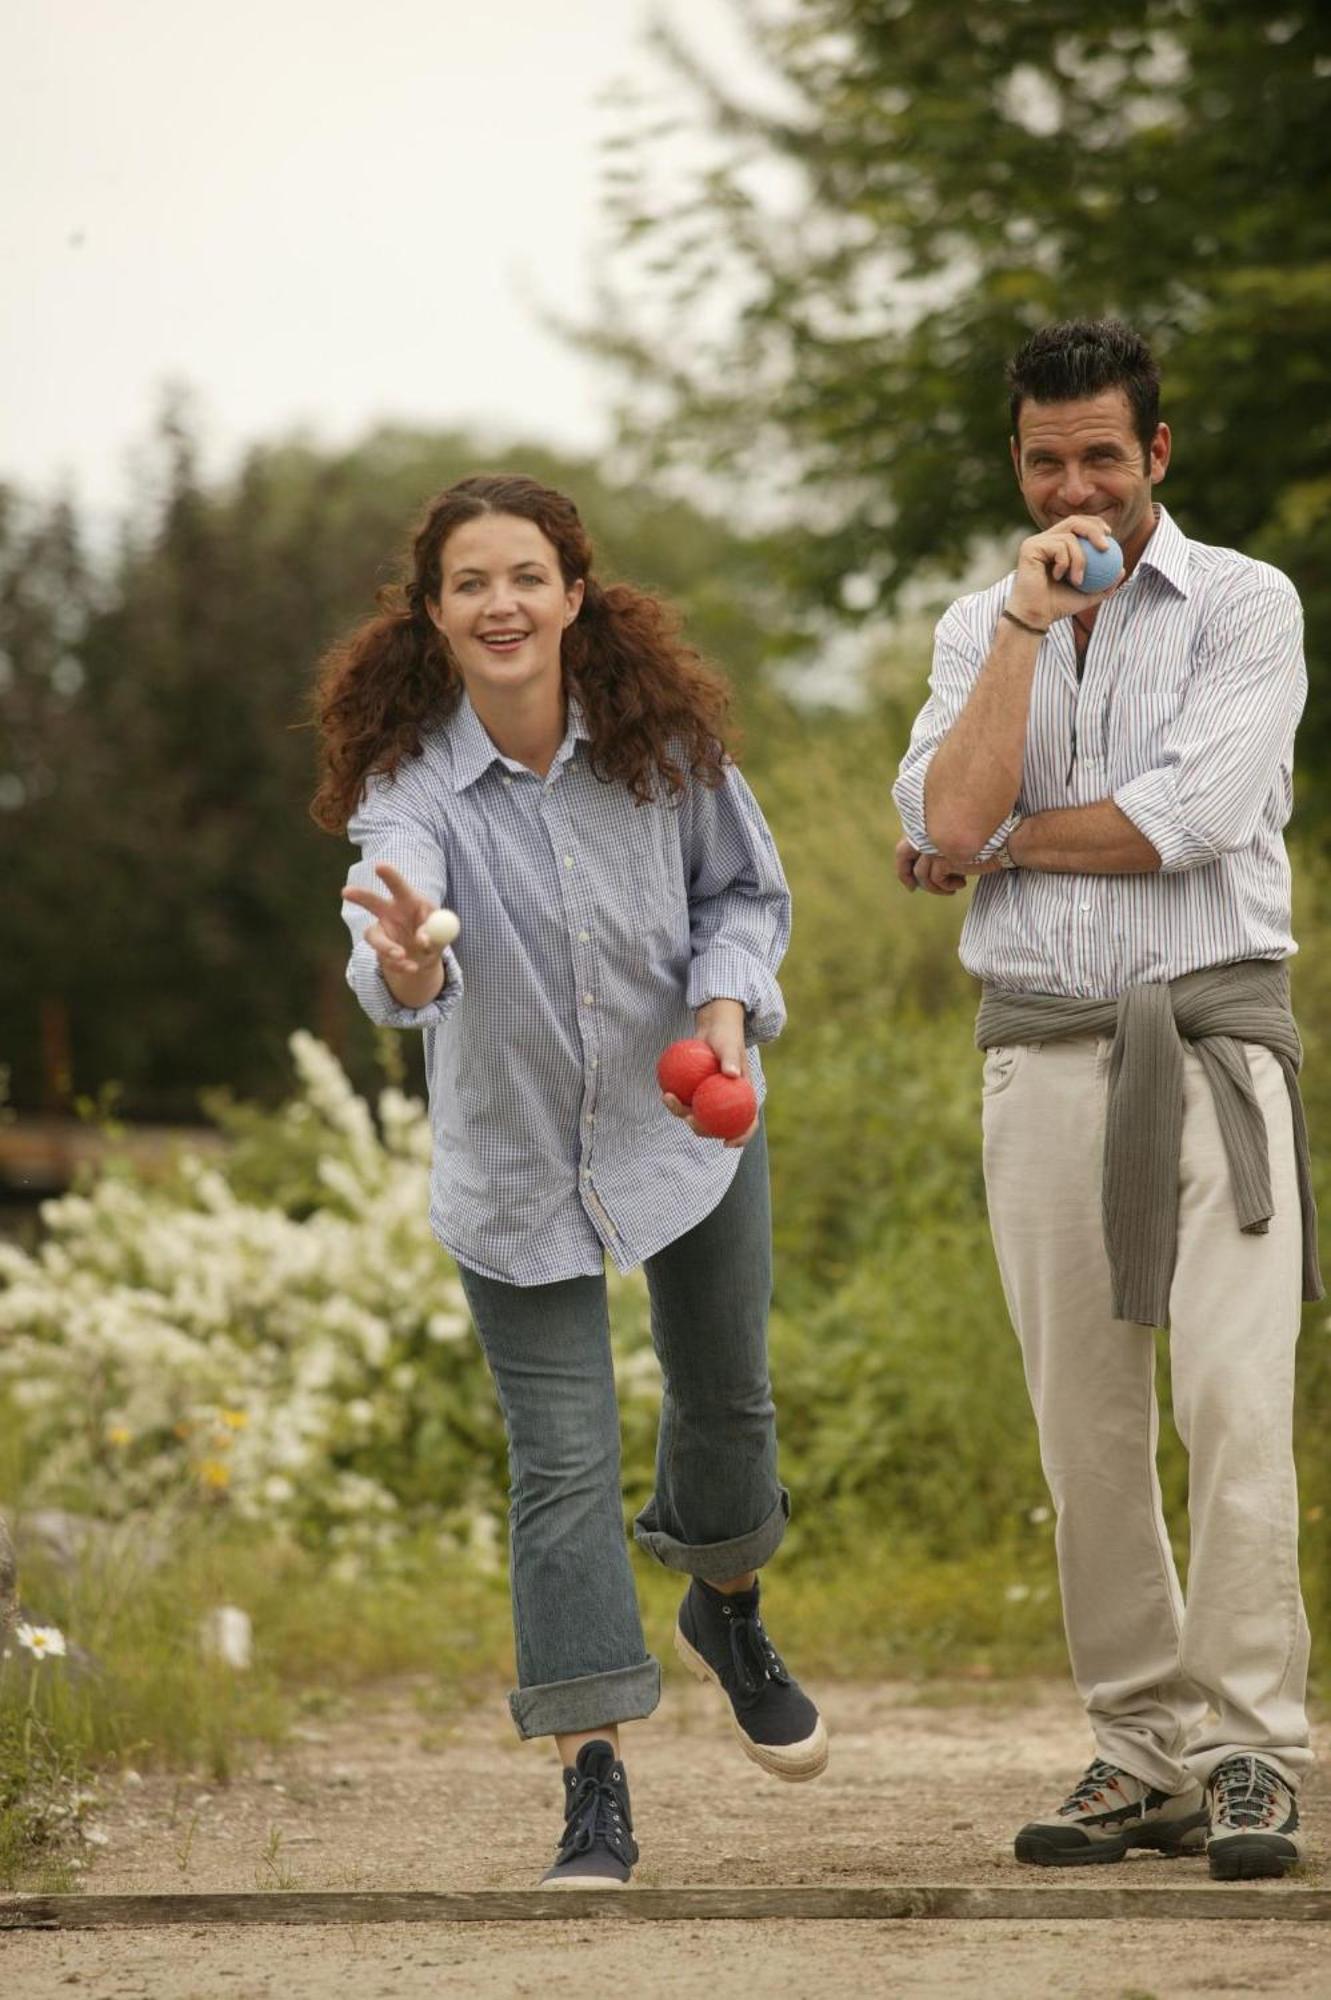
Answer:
[{"left": 5, "top": 1677, "right": 1328, "bottom": 1998}]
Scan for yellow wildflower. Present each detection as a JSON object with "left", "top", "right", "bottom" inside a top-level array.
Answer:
[{"left": 199, "top": 1459, "right": 231, "bottom": 1491}]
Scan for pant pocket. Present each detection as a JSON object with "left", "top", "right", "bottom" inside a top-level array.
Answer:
[{"left": 982, "top": 1044, "right": 1027, "bottom": 1096}]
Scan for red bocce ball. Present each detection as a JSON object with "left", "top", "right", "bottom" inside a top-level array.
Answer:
[
  {"left": 690, "top": 1072, "right": 759, "bottom": 1141},
  {"left": 656, "top": 1038, "right": 721, "bottom": 1106}
]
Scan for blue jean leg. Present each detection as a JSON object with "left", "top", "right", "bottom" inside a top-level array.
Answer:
[
  {"left": 456, "top": 1264, "right": 661, "bottom": 1741},
  {"left": 633, "top": 1122, "right": 789, "bottom": 1579}
]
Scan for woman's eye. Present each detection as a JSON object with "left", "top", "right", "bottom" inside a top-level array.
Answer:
[{"left": 517, "top": 573, "right": 544, "bottom": 586}]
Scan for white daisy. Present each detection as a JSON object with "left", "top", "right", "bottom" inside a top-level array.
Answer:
[{"left": 15, "top": 1622, "right": 67, "bottom": 1660}]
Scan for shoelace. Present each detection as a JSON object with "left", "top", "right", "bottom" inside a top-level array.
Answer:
[
  {"left": 724, "top": 1604, "right": 792, "bottom": 1702},
  {"left": 1059, "top": 1759, "right": 1129, "bottom": 1816},
  {"left": 557, "top": 1769, "right": 634, "bottom": 1866},
  {"left": 1211, "top": 1756, "right": 1287, "bottom": 1829}
]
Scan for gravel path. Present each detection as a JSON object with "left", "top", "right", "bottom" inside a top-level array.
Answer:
[{"left": 6, "top": 1677, "right": 1327, "bottom": 1997}]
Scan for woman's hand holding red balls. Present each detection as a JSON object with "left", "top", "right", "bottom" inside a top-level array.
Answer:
[{"left": 657, "top": 1000, "right": 759, "bottom": 1148}]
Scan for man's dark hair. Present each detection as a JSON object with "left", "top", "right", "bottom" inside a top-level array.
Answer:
[{"left": 1007, "top": 319, "right": 1160, "bottom": 458}]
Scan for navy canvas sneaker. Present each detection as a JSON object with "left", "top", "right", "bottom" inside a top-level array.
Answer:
[
  {"left": 1206, "top": 1755, "right": 1304, "bottom": 1880},
  {"left": 675, "top": 1578, "right": 828, "bottom": 1781},
  {"left": 1014, "top": 1758, "right": 1208, "bottom": 1866},
  {"left": 539, "top": 1739, "right": 639, "bottom": 1890}
]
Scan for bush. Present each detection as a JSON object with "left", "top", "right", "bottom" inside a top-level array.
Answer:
[{"left": 0, "top": 1035, "right": 513, "bottom": 1570}]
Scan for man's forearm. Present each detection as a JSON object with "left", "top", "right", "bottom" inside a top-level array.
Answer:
[
  {"left": 1008, "top": 801, "right": 1161, "bottom": 875},
  {"left": 923, "top": 619, "right": 1042, "bottom": 857}
]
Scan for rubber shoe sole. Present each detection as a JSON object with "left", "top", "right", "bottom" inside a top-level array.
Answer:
[
  {"left": 540, "top": 1872, "right": 633, "bottom": 1891},
  {"left": 674, "top": 1625, "right": 829, "bottom": 1782},
  {"left": 1208, "top": 1835, "right": 1302, "bottom": 1882},
  {"left": 1015, "top": 1810, "right": 1208, "bottom": 1867}
]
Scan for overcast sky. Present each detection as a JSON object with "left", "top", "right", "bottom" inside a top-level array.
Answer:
[{"left": 3, "top": 0, "right": 770, "bottom": 520}]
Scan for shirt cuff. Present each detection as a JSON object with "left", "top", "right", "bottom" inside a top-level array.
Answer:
[
  {"left": 1113, "top": 770, "right": 1212, "bottom": 873},
  {"left": 975, "top": 813, "right": 1020, "bottom": 863},
  {"left": 890, "top": 768, "right": 936, "bottom": 853},
  {"left": 687, "top": 947, "right": 786, "bottom": 1045},
  {"left": 347, "top": 940, "right": 464, "bottom": 1028}
]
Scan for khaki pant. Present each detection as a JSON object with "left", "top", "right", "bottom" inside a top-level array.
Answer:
[{"left": 982, "top": 1035, "right": 1311, "bottom": 1792}]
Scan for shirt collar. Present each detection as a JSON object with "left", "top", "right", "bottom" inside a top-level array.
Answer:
[
  {"left": 1132, "top": 503, "right": 1191, "bottom": 599},
  {"left": 446, "top": 691, "right": 590, "bottom": 793}
]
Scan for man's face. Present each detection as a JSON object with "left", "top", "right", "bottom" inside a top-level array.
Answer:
[{"left": 1011, "top": 388, "right": 1170, "bottom": 550}]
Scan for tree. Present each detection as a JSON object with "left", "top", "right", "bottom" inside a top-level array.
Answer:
[
  {"left": 0, "top": 415, "right": 795, "bottom": 1115},
  {"left": 591, "top": 1, "right": 1331, "bottom": 763}
]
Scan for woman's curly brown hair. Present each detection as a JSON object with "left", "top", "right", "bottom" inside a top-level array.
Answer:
[{"left": 310, "top": 474, "right": 733, "bottom": 833}]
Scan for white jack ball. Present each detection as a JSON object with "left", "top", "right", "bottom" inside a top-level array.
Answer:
[{"left": 422, "top": 907, "right": 460, "bottom": 949}]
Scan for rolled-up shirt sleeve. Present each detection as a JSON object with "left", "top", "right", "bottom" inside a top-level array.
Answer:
[
  {"left": 892, "top": 604, "right": 1019, "bottom": 858},
  {"left": 681, "top": 763, "right": 792, "bottom": 1044},
  {"left": 343, "top": 772, "right": 463, "bottom": 1030},
  {"left": 1114, "top": 581, "right": 1305, "bottom": 873}
]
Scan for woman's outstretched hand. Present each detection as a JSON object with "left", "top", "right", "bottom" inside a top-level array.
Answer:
[{"left": 341, "top": 863, "right": 449, "bottom": 997}]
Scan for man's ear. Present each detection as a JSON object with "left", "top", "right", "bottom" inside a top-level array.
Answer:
[{"left": 1149, "top": 422, "right": 1172, "bottom": 486}]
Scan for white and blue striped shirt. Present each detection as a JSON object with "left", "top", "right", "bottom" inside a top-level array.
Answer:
[
  {"left": 892, "top": 507, "right": 1307, "bottom": 998},
  {"left": 342, "top": 694, "right": 791, "bottom": 1285}
]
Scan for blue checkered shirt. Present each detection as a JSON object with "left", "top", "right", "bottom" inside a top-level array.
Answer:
[{"left": 342, "top": 696, "right": 791, "bottom": 1285}]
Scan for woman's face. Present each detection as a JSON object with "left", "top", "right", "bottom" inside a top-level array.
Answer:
[{"left": 429, "top": 512, "right": 583, "bottom": 706}]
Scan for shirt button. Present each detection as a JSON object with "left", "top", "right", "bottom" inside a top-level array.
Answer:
[
  {"left": 589, "top": 1057, "right": 598, "bottom": 1070},
  {"left": 578, "top": 929, "right": 590, "bottom": 943},
  {"left": 583, "top": 992, "right": 594, "bottom": 1006},
  {"left": 1080, "top": 901, "right": 1092, "bottom": 913},
  {"left": 564, "top": 855, "right": 574, "bottom": 869},
  {"left": 502, "top": 775, "right": 513, "bottom": 787}
]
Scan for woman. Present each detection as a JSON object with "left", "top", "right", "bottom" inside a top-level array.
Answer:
[{"left": 312, "top": 474, "right": 825, "bottom": 1889}]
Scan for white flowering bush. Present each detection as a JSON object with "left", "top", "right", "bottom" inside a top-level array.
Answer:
[{"left": 0, "top": 1034, "right": 660, "bottom": 1570}]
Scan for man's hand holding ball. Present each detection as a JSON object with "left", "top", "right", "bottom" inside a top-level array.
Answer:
[{"left": 1009, "top": 515, "right": 1124, "bottom": 632}]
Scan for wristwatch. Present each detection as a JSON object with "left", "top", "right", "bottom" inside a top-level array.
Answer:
[{"left": 998, "top": 814, "right": 1023, "bottom": 869}]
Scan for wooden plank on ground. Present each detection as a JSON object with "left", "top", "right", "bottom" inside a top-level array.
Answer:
[{"left": 2, "top": 1885, "right": 1329, "bottom": 1931}]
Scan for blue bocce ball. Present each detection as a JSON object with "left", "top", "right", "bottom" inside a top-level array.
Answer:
[{"left": 1074, "top": 535, "right": 1124, "bottom": 594}]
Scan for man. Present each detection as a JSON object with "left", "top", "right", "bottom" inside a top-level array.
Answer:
[{"left": 892, "top": 318, "right": 1319, "bottom": 1882}]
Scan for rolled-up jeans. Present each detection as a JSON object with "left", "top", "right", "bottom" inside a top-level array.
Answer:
[{"left": 456, "top": 1124, "right": 789, "bottom": 1740}]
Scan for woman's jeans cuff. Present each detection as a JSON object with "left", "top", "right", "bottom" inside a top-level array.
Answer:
[
  {"left": 508, "top": 1658, "right": 662, "bottom": 1742},
  {"left": 632, "top": 1488, "right": 790, "bottom": 1582}
]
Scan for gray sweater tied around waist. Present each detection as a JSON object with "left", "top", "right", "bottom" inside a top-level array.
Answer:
[{"left": 975, "top": 960, "right": 1322, "bottom": 1328}]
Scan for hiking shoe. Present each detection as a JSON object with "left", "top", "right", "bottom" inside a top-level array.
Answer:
[
  {"left": 675, "top": 1578, "right": 828, "bottom": 1782},
  {"left": 539, "top": 1739, "right": 638, "bottom": 1890},
  {"left": 1205, "top": 1755, "right": 1304, "bottom": 1880},
  {"left": 1014, "top": 1758, "right": 1207, "bottom": 1866}
]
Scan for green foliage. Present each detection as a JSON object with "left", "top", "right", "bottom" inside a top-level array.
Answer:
[{"left": 589, "top": 1, "right": 1331, "bottom": 766}]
